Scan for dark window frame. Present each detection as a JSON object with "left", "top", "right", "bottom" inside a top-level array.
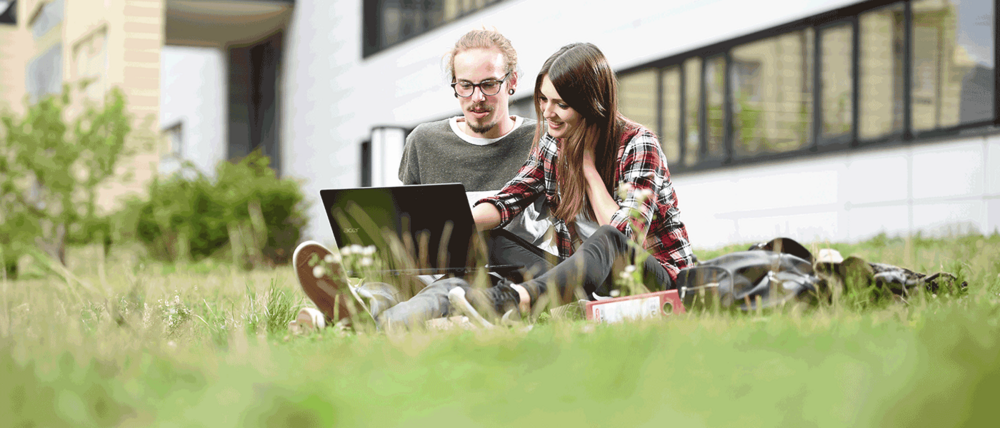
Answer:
[
  {"left": 362, "top": 0, "right": 507, "bottom": 58},
  {"left": 615, "top": 0, "right": 999, "bottom": 175},
  {"left": 0, "top": 0, "right": 17, "bottom": 25}
]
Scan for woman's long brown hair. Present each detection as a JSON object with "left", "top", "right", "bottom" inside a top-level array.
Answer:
[{"left": 533, "top": 43, "right": 624, "bottom": 223}]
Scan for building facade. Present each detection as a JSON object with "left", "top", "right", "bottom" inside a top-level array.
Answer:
[
  {"left": 2, "top": 0, "right": 996, "bottom": 249},
  {"left": 281, "top": 0, "right": 998, "bottom": 248}
]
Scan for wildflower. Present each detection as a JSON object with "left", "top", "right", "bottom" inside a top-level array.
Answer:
[
  {"left": 360, "top": 257, "right": 373, "bottom": 267},
  {"left": 624, "top": 265, "right": 636, "bottom": 274},
  {"left": 363, "top": 245, "right": 376, "bottom": 255},
  {"left": 349, "top": 244, "right": 363, "bottom": 255},
  {"left": 313, "top": 265, "right": 325, "bottom": 278}
]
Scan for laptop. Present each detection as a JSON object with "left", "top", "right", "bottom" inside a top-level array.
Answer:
[{"left": 319, "top": 183, "right": 517, "bottom": 276}]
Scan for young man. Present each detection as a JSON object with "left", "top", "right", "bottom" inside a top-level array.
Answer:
[{"left": 291, "top": 29, "right": 552, "bottom": 330}]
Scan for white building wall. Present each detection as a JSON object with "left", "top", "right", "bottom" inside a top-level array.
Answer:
[
  {"left": 675, "top": 134, "right": 1000, "bottom": 247},
  {"left": 159, "top": 46, "right": 226, "bottom": 176},
  {"left": 280, "top": 0, "right": 997, "bottom": 248}
]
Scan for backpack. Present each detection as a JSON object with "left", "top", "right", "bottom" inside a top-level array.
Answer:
[{"left": 674, "top": 237, "right": 966, "bottom": 311}]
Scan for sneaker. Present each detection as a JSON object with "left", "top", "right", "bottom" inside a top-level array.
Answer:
[
  {"left": 355, "top": 281, "right": 401, "bottom": 320},
  {"left": 293, "top": 240, "right": 370, "bottom": 326},
  {"left": 288, "top": 307, "right": 326, "bottom": 334}
]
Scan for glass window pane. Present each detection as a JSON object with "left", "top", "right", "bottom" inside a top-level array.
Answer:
[
  {"left": 26, "top": 43, "right": 63, "bottom": 102},
  {"left": 31, "top": 0, "right": 64, "bottom": 39},
  {"left": 660, "top": 66, "right": 681, "bottom": 165},
  {"left": 912, "top": 0, "right": 994, "bottom": 131},
  {"left": 619, "top": 69, "right": 658, "bottom": 134},
  {"left": 683, "top": 58, "right": 701, "bottom": 166},
  {"left": 730, "top": 30, "right": 814, "bottom": 158},
  {"left": 859, "top": 3, "right": 905, "bottom": 139},
  {"left": 705, "top": 55, "right": 726, "bottom": 159},
  {"left": 821, "top": 23, "right": 853, "bottom": 142}
]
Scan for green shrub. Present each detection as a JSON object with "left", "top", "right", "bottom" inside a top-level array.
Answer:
[{"left": 122, "top": 150, "right": 308, "bottom": 267}]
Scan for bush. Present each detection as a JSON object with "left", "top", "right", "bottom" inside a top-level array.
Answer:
[{"left": 121, "top": 150, "right": 308, "bottom": 267}]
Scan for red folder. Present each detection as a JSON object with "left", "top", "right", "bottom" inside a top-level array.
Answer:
[{"left": 584, "top": 290, "right": 686, "bottom": 323}]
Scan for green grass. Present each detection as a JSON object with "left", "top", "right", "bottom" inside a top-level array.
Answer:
[{"left": 2, "top": 234, "right": 999, "bottom": 427}]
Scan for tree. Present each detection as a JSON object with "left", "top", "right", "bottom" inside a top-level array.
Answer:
[{"left": 0, "top": 86, "right": 132, "bottom": 273}]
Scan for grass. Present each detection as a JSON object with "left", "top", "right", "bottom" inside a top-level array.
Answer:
[{"left": 2, "top": 234, "right": 999, "bottom": 427}]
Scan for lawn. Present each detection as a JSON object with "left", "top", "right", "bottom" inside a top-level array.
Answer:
[{"left": 2, "top": 233, "right": 999, "bottom": 427}]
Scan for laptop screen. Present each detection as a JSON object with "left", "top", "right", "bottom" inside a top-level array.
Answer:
[{"left": 319, "top": 183, "right": 482, "bottom": 274}]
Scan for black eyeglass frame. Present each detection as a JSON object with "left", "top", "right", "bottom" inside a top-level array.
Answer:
[{"left": 451, "top": 71, "right": 511, "bottom": 98}]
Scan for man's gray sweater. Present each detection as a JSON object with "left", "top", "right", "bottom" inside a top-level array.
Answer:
[{"left": 398, "top": 117, "right": 537, "bottom": 191}]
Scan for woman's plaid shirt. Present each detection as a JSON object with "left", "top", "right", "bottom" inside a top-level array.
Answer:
[{"left": 476, "top": 121, "right": 694, "bottom": 281}]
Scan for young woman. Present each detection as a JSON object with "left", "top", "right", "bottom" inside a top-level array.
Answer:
[
  {"left": 295, "top": 43, "right": 694, "bottom": 329},
  {"left": 468, "top": 42, "right": 694, "bottom": 315}
]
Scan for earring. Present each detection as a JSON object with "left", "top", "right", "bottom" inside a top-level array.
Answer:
[{"left": 508, "top": 89, "right": 515, "bottom": 95}]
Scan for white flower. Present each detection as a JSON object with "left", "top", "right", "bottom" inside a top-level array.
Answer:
[
  {"left": 624, "top": 265, "right": 636, "bottom": 274},
  {"left": 360, "top": 257, "right": 373, "bottom": 267},
  {"left": 340, "top": 246, "right": 352, "bottom": 256},
  {"left": 363, "top": 245, "right": 376, "bottom": 255},
  {"left": 312, "top": 266, "right": 325, "bottom": 278},
  {"left": 349, "top": 244, "right": 363, "bottom": 254}
]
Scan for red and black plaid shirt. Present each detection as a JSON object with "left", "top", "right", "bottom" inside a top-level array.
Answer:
[{"left": 476, "top": 121, "right": 694, "bottom": 281}]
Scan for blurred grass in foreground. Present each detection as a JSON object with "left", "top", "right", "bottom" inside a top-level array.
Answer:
[{"left": 1, "top": 233, "right": 999, "bottom": 427}]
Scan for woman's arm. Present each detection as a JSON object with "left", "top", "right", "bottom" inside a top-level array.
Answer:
[
  {"left": 472, "top": 202, "right": 501, "bottom": 231},
  {"left": 583, "top": 148, "right": 620, "bottom": 226},
  {"left": 475, "top": 136, "right": 552, "bottom": 229},
  {"left": 606, "top": 129, "right": 664, "bottom": 241}
]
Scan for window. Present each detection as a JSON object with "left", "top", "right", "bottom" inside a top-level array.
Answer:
[
  {"left": 363, "top": 0, "right": 505, "bottom": 57},
  {"left": 619, "top": 69, "right": 658, "bottom": 134},
  {"left": 31, "top": 0, "right": 63, "bottom": 39},
  {"left": 163, "top": 123, "right": 183, "bottom": 158},
  {"left": 660, "top": 66, "right": 681, "bottom": 164},
  {"left": 859, "top": 3, "right": 905, "bottom": 140},
  {"left": 820, "top": 22, "right": 853, "bottom": 143},
  {"left": 360, "top": 140, "right": 372, "bottom": 187},
  {"left": 26, "top": 43, "right": 62, "bottom": 101},
  {"left": 73, "top": 28, "right": 107, "bottom": 103},
  {"left": 0, "top": 1, "right": 16, "bottom": 25},
  {"left": 704, "top": 55, "right": 727, "bottom": 160},
  {"left": 730, "top": 30, "right": 814, "bottom": 159},
  {"left": 592, "top": 0, "right": 996, "bottom": 173},
  {"left": 911, "top": 0, "right": 994, "bottom": 131}
]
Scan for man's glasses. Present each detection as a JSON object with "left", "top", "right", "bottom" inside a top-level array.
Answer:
[{"left": 451, "top": 71, "right": 510, "bottom": 98}]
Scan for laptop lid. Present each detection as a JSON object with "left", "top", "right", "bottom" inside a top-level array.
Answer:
[{"left": 319, "top": 183, "right": 482, "bottom": 275}]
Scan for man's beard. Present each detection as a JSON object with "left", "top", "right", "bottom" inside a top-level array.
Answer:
[
  {"left": 467, "top": 103, "right": 496, "bottom": 134},
  {"left": 468, "top": 119, "right": 497, "bottom": 134}
]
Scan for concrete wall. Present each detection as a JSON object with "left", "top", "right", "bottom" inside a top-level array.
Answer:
[
  {"left": 275, "top": 0, "right": 996, "bottom": 248},
  {"left": 159, "top": 46, "right": 226, "bottom": 176}
]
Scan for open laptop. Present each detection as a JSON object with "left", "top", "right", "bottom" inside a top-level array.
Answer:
[{"left": 320, "top": 183, "right": 518, "bottom": 276}]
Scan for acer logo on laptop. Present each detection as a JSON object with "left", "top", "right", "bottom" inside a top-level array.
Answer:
[{"left": 344, "top": 228, "right": 360, "bottom": 234}]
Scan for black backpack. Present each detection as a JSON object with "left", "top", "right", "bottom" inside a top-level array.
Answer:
[{"left": 674, "top": 237, "right": 965, "bottom": 311}]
